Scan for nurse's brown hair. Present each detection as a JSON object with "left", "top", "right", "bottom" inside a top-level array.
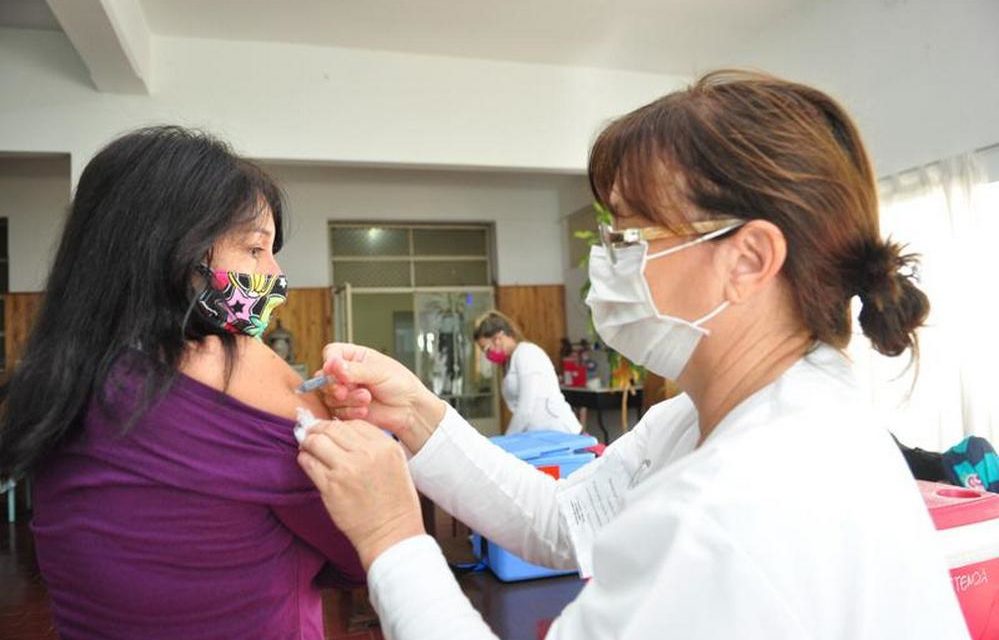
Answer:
[
  {"left": 473, "top": 310, "right": 524, "bottom": 343},
  {"left": 588, "top": 69, "right": 928, "bottom": 358}
]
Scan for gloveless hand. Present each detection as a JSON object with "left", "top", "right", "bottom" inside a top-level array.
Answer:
[
  {"left": 316, "top": 342, "right": 447, "bottom": 453},
  {"left": 297, "top": 419, "right": 425, "bottom": 571}
]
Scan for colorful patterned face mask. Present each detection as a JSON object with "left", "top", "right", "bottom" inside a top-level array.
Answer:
[{"left": 195, "top": 266, "right": 288, "bottom": 338}]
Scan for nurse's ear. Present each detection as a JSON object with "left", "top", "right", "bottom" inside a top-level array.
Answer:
[{"left": 716, "top": 220, "right": 787, "bottom": 305}]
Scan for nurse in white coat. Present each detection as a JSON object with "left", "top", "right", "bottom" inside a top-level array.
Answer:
[
  {"left": 473, "top": 311, "right": 582, "bottom": 435},
  {"left": 297, "top": 70, "right": 969, "bottom": 639}
]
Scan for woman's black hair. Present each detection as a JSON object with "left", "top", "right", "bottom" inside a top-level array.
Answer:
[{"left": 0, "top": 126, "right": 284, "bottom": 480}]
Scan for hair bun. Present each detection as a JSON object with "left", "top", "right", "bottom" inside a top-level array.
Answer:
[
  {"left": 851, "top": 240, "right": 902, "bottom": 307},
  {"left": 849, "top": 239, "right": 929, "bottom": 357}
]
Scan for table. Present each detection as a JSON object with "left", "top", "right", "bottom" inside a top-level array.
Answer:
[
  {"left": 458, "top": 571, "right": 584, "bottom": 639},
  {"left": 440, "top": 537, "right": 584, "bottom": 639},
  {"left": 560, "top": 386, "right": 644, "bottom": 443}
]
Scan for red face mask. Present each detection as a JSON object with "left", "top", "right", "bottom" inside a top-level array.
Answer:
[{"left": 486, "top": 348, "right": 508, "bottom": 365}]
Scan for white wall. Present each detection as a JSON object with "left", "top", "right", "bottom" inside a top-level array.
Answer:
[
  {"left": 0, "top": 154, "right": 591, "bottom": 292},
  {"left": 263, "top": 164, "right": 590, "bottom": 288},
  {"left": 11, "top": 0, "right": 994, "bottom": 292},
  {"left": 0, "top": 27, "right": 682, "bottom": 291},
  {"left": 0, "top": 155, "right": 71, "bottom": 292},
  {"left": 714, "top": 0, "right": 999, "bottom": 177},
  {"left": 0, "top": 28, "right": 688, "bottom": 184},
  {"left": 983, "top": 146, "right": 999, "bottom": 183}
]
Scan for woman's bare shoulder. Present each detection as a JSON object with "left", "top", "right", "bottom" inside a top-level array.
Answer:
[{"left": 180, "top": 336, "right": 330, "bottom": 421}]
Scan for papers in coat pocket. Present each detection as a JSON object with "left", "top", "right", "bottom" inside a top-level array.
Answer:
[{"left": 555, "top": 454, "right": 631, "bottom": 579}]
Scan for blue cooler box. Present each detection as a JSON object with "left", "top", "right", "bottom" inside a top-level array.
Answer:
[{"left": 472, "top": 431, "right": 598, "bottom": 582}]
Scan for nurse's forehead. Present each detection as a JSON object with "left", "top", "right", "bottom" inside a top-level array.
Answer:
[
  {"left": 607, "top": 188, "right": 676, "bottom": 229},
  {"left": 610, "top": 202, "right": 664, "bottom": 229},
  {"left": 614, "top": 212, "right": 649, "bottom": 227},
  {"left": 607, "top": 193, "right": 641, "bottom": 226},
  {"left": 607, "top": 166, "right": 694, "bottom": 227}
]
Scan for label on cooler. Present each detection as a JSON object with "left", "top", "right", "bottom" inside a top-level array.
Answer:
[{"left": 947, "top": 556, "right": 999, "bottom": 640}]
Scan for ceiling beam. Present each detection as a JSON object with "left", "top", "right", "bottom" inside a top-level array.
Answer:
[{"left": 46, "top": 0, "right": 152, "bottom": 94}]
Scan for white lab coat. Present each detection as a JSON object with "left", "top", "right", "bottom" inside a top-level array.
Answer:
[
  {"left": 501, "top": 342, "right": 582, "bottom": 435},
  {"left": 368, "top": 344, "right": 969, "bottom": 639}
]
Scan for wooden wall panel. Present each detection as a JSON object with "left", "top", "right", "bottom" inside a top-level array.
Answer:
[
  {"left": 2, "top": 285, "right": 593, "bottom": 404},
  {"left": 4, "top": 290, "right": 331, "bottom": 379},
  {"left": 267, "top": 287, "right": 333, "bottom": 376},
  {"left": 495, "top": 285, "right": 568, "bottom": 431},
  {"left": 495, "top": 284, "right": 567, "bottom": 364},
  {"left": 4, "top": 292, "right": 45, "bottom": 372}
]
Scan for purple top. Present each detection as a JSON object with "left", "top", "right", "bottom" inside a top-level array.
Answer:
[{"left": 31, "top": 364, "right": 365, "bottom": 639}]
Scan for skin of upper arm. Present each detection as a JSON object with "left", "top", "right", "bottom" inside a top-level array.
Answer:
[{"left": 180, "top": 335, "right": 331, "bottom": 421}]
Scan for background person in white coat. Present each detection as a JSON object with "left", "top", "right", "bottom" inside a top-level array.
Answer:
[
  {"left": 473, "top": 311, "right": 583, "bottom": 435},
  {"left": 296, "top": 70, "right": 969, "bottom": 639}
]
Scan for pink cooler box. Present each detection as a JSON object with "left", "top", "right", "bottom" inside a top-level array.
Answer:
[{"left": 918, "top": 481, "right": 999, "bottom": 639}]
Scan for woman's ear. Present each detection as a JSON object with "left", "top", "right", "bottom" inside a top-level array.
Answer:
[{"left": 718, "top": 220, "right": 787, "bottom": 305}]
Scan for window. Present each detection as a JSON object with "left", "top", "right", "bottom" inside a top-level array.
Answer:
[
  {"left": 848, "top": 159, "right": 999, "bottom": 451},
  {"left": 329, "top": 223, "right": 492, "bottom": 289}
]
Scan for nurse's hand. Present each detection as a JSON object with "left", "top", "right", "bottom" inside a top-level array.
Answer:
[
  {"left": 318, "top": 343, "right": 447, "bottom": 453},
  {"left": 297, "top": 419, "right": 425, "bottom": 571}
]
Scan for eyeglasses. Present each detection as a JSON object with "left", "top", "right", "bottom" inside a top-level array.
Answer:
[{"left": 598, "top": 218, "right": 744, "bottom": 264}]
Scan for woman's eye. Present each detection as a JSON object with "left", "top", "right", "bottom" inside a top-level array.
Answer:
[{"left": 250, "top": 247, "right": 263, "bottom": 258}]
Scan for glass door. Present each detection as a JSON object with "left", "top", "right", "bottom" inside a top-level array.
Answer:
[
  {"left": 414, "top": 289, "right": 500, "bottom": 435},
  {"left": 331, "top": 284, "right": 500, "bottom": 435},
  {"left": 329, "top": 222, "right": 499, "bottom": 434},
  {"left": 350, "top": 291, "right": 417, "bottom": 372},
  {"left": 332, "top": 283, "right": 353, "bottom": 342}
]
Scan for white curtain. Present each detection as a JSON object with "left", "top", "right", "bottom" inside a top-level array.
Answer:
[{"left": 847, "top": 152, "right": 999, "bottom": 451}]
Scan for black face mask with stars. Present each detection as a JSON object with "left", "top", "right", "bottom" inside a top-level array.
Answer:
[{"left": 194, "top": 265, "right": 288, "bottom": 339}]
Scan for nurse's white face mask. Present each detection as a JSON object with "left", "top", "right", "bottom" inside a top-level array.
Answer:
[{"left": 585, "top": 220, "right": 744, "bottom": 380}]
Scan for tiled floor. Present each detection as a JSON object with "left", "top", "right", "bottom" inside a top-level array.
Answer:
[{"left": 0, "top": 517, "right": 383, "bottom": 640}]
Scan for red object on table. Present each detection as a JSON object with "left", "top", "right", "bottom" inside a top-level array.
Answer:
[{"left": 561, "top": 358, "right": 586, "bottom": 387}]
